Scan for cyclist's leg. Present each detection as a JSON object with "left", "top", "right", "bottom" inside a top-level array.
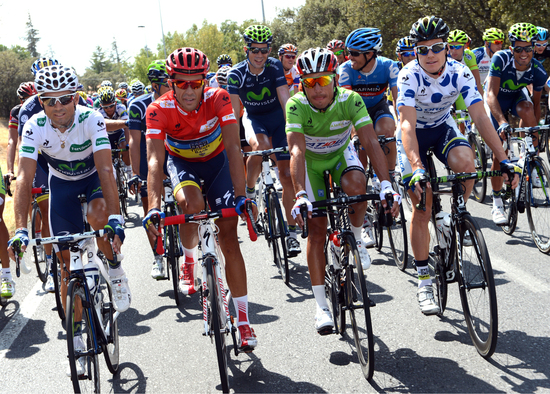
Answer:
[
  {"left": 0, "top": 174, "right": 13, "bottom": 296},
  {"left": 35, "top": 156, "right": 52, "bottom": 261},
  {"left": 371, "top": 100, "right": 397, "bottom": 172},
  {"left": 119, "top": 131, "right": 130, "bottom": 167},
  {"left": 244, "top": 114, "right": 270, "bottom": 198}
]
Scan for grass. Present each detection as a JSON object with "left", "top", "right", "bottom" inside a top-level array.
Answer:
[{"left": 0, "top": 118, "right": 16, "bottom": 234}]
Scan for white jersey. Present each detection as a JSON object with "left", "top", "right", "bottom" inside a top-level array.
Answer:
[
  {"left": 396, "top": 59, "right": 482, "bottom": 129},
  {"left": 97, "top": 103, "right": 128, "bottom": 134},
  {"left": 473, "top": 46, "right": 492, "bottom": 85},
  {"left": 19, "top": 105, "right": 111, "bottom": 181}
]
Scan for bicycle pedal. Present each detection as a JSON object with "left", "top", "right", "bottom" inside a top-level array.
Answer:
[
  {"left": 317, "top": 326, "right": 334, "bottom": 336},
  {"left": 368, "top": 298, "right": 376, "bottom": 307}
]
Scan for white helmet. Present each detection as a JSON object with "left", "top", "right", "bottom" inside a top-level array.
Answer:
[
  {"left": 35, "top": 66, "right": 79, "bottom": 94},
  {"left": 100, "top": 80, "right": 113, "bottom": 87},
  {"left": 131, "top": 81, "right": 145, "bottom": 95}
]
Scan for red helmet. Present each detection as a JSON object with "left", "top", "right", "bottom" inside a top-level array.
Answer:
[
  {"left": 166, "top": 48, "right": 210, "bottom": 77},
  {"left": 327, "top": 39, "right": 345, "bottom": 51},
  {"left": 17, "top": 81, "right": 37, "bottom": 100}
]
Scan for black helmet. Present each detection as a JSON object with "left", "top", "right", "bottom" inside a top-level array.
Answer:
[{"left": 409, "top": 16, "right": 449, "bottom": 44}]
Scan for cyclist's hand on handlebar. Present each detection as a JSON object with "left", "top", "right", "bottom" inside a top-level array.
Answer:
[
  {"left": 409, "top": 168, "right": 430, "bottom": 200},
  {"left": 500, "top": 159, "right": 521, "bottom": 189},
  {"left": 128, "top": 175, "right": 141, "bottom": 195},
  {"left": 104, "top": 215, "right": 125, "bottom": 254},
  {"left": 291, "top": 191, "right": 312, "bottom": 229},
  {"left": 497, "top": 123, "right": 512, "bottom": 140},
  {"left": 379, "top": 180, "right": 401, "bottom": 217},
  {"left": 8, "top": 228, "right": 29, "bottom": 261},
  {"left": 235, "top": 196, "right": 258, "bottom": 221},
  {"left": 143, "top": 208, "right": 164, "bottom": 237}
]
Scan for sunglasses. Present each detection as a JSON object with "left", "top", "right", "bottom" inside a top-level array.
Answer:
[
  {"left": 101, "top": 103, "right": 116, "bottom": 109},
  {"left": 415, "top": 43, "right": 447, "bottom": 56},
  {"left": 171, "top": 79, "right": 205, "bottom": 90},
  {"left": 301, "top": 74, "right": 335, "bottom": 88},
  {"left": 513, "top": 46, "right": 533, "bottom": 53},
  {"left": 219, "top": 63, "right": 232, "bottom": 68},
  {"left": 333, "top": 49, "right": 344, "bottom": 56},
  {"left": 40, "top": 93, "right": 76, "bottom": 107},
  {"left": 284, "top": 54, "right": 296, "bottom": 59},
  {"left": 248, "top": 47, "right": 270, "bottom": 54},
  {"left": 448, "top": 44, "right": 464, "bottom": 50},
  {"left": 400, "top": 51, "right": 415, "bottom": 57},
  {"left": 535, "top": 42, "right": 548, "bottom": 47},
  {"left": 489, "top": 40, "right": 504, "bottom": 45},
  {"left": 347, "top": 49, "right": 368, "bottom": 57}
]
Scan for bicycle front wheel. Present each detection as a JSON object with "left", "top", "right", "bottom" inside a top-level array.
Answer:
[
  {"left": 117, "top": 165, "right": 129, "bottom": 219},
  {"left": 166, "top": 220, "right": 181, "bottom": 305},
  {"left": 343, "top": 234, "right": 374, "bottom": 381},
  {"left": 66, "top": 279, "right": 100, "bottom": 393},
  {"left": 206, "top": 258, "right": 230, "bottom": 393},
  {"left": 268, "top": 191, "right": 289, "bottom": 285},
  {"left": 31, "top": 203, "right": 48, "bottom": 283},
  {"left": 99, "top": 272, "right": 119, "bottom": 374},
  {"left": 324, "top": 252, "right": 342, "bottom": 335},
  {"left": 51, "top": 254, "right": 65, "bottom": 321},
  {"left": 386, "top": 199, "right": 408, "bottom": 271},
  {"left": 428, "top": 216, "right": 448, "bottom": 315},
  {"left": 526, "top": 157, "right": 550, "bottom": 253},
  {"left": 469, "top": 134, "right": 487, "bottom": 203},
  {"left": 458, "top": 214, "right": 498, "bottom": 358}
]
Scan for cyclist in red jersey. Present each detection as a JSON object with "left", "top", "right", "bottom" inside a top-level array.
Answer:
[{"left": 143, "top": 47, "right": 258, "bottom": 352}]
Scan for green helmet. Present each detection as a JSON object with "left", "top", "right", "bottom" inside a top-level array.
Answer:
[
  {"left": 482, "top": 27, "right": 505, "bottom": 42},
  {"left": 147, "top": 60, "right": 169, "bottom": 83},
  {"left": 448, "top": 29, "right": 469, "bottom": 44},
  {"left": 509, "top": 23, "right": 538, "bottom": 44},
  {"left": 243, "top": 25, "right": 273, "bottom": 45}
]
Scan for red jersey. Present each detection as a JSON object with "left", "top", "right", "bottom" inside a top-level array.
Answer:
[{"left": 146, "top": 87, "right": 237, "bottom": 162}]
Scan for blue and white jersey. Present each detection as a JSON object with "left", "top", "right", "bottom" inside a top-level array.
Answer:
[
  {"left": 226, "top": 58, "right": 287, "bottom": 116},
  {"left": 19, "top": 106, "right": 111, "bottom": 181},
  {"left": 396, "top": 59, "right": 482, "bottom": 129},
  {"left": 488, "top": 49, "right": 547, "bottom": 96},
  {"left": 127, "top": 93, "right": 153, "bottom": 133},
  {"left": 473, "top": 46, "right": 492, "bottom": 84},
  {"left": 97, "top": 103, "right": 128, "bottom": 134},
  {"left": 337, "top": 56, "right": 399, "bottom": 108}
]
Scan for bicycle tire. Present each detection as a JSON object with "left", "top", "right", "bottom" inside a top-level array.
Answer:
[
  {"left": 526, "top": 157, "right": 550, "bottom": 253},
  {"left": 386, "top": 192, "right": 408, "bottom": 271},
  {"left": 31, "top": 203, "right": 48, "bottom": 282},
  {"left": 469, "top": 134, "right": 487, "bottom": 203},
  {"left": 457, "top": 214, "right": 498, "bottom": 358},
  {"left": 51, "top": 253, "right": 65, "bottom": 321},
  {"left": 365, "top": 203, "right": 381, "bottom": 251},
  {"left": 324, "top": 252, "right": 341, "bottom": 335},
  {"left": 99, "top": 271, "right": 119, "bottom": 374},
  {"left": 502, "top": 187, "right": 518, "bottom": 235},
  {"left": 117, "top": 165, "right": 129, "bottom": 219},
  {"left": 374, "top": 202, "right": 383, "bottom": 252},
  {"left": 428, "top": 217, "right": 448, "bottom": 315},
  {"left": 343, "top": 233, "right": 374, "bottom": 380},
  {"left": 166, "top": 215, "right": 181, "bottom": 305},
  {"left": 206, "top": 258, "right": 230, "bottom": 394},
  {"left": 66, "top": 278, "right": 100, "bottom": 393},
  {"left": 268, "top": 191, "right": 289, "bottom": 285}
]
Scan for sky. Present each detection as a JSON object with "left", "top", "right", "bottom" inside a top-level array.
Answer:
[{"left": 0, "top": 0, "right": 306, "bottom": 75}]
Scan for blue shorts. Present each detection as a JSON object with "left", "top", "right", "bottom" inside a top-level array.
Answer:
[
  {"left": 247, "top": 107, "right": 289, "bottom": 161},
  {"left": 166, "top": 151, "right": 236, "bottom": 211},
  {"left": 488, "top": 91, "right": 530, "bottom": 130},
  {"left": 48, "top": 173, "right": 104, "bottom": 250},
  {"left": 108, "top": 129, "right": 126, "bottom": 149},
  {"left": 367, "top": 99, "right": 394, "bottom": 129}
]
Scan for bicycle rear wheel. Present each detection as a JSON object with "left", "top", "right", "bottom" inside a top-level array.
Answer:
[
  {"left": 31, "top": 203, "right": 48, "bottom": 283},
  {"left": 502, "top": 187, "right": 518, "bottom": 235},
  {"left": 51, "top": 254, "right": 65, "bottom": 321},
  {"left": 117, "top": 165, "right": 129, "bottom": 219},
  {"left": 99, "top": 271, "right": 119, "bottom": 374},
  {"left": 469, "top": 134, "right": 487, "bottom": 203},
  {"left": 324, "top": 251, "right": 342, "bottom": 335},
  {"left": 458, "top": 214, "right": 498, "bottom": 358},
  {"left": 526, "top": 157, "right": 550, "bottom": 253},
  {"left": 343, "top": 234, "right": 374, "bottom": 381},
  {"left": 386, "top": 200, "right": 408, "bottom": 271},
  {"left": 268, "top": 191, "right": 289, "bottom": 285},
  {"left": 206, "top": 258, "right": 230, "bottom": 393},
  {"left": 66, "top": 278, "right": 100, "bottom": 393},
  {"left": 166, "top": 220, "right": 181, "bottom": 305}
]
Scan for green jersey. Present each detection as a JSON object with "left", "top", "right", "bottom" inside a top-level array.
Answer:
[{"left": 285, "top": 87, "right": 372, "bottom": 161}]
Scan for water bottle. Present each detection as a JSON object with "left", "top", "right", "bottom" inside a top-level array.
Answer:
[
  {"left": 371, "top": 173, "right": 381, "bottom": 194},
  {"left": 85, "top": 261, "right": 100, "bottom": 296},
  {"left": 435, "top": 212, "right": 451, "bottom": 249},
  {"left": 329, "top": 231, "right": 341, "bottom": 270}
]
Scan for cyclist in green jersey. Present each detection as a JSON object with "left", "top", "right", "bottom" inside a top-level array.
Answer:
[{"left": 287, "top": 48, "right": 400, "bottom": 334}]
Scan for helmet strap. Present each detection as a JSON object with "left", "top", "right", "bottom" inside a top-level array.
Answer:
[{"left": 360, "top": 52, "right": 376, "bottom": 72}]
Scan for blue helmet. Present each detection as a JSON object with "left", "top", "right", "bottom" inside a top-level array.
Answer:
[
  {"left": 537, "top": 26, "right": 549, "bottom": 41},
  {"left": 396, "top": 37, "right": 414, "bottom": 54},
  {"left": 206, "top": 72, "right": 216, "bottom": 81},
  {"left": 345, "top": 28, "right": 383, "bottom": 52}
]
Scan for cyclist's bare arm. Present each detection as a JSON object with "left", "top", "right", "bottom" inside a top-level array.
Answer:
[
  {"left": 230, "top": 94, "right": 241, "bottom": 125},
  {"left": 472, "top": 68, "right": 484, "bottom": 97},
  {"left": 128, "top": 128, "right": 142, "bottom": 176},
  {"left": 146, "top": 137, "right": 166, "bottom": 213},
  {"left": 356, "top": 122, "right": 391, "bottom": 183},
  {"left": 104, "top": 119, "right": 128, "bottom": 132},
  {"left": 221, "top": 123, "right": 247, "bottom": 198},
  {"left": 276, "top": 85, "right": 290, "bottom": 119},
  {"left": 287, "top": 131, "right": 309, "bottom": 227},
  {"left": 391, "top": 86, "right": 399, "bottom": 115},
  {"left": 6, "top": 124, "right": 18, "bottom": 179},
  {"left": 485, "top": 75, "right": 507, "bottom": 125},
  {"left": 532, "top": 89, "right": 543, "bottom": 121}
]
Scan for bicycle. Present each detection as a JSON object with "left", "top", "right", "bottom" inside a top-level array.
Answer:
[
  {"left": 453, "top": 109, "right": 488, "bottom": 203},
  {"left": 301, "top": 170, "right": 379, "bottom": 381},
  {"left": 354, "top": 136, "right": 408, "bottom": 271},
  {"left": 243, "top": 147, "right": 290, "bottom": 285},
  {"left": 112, "top": 147, "right": 129, "bottom": 219},
  {"left": 499, "top": 125, "right": 550, "bottom": 253},
  {"left": 29, "top": 186, "right": 51, "bottom": 283},
  {"left": 156, "top": 202, "right": 257, "bottom": 393},
  {"left": 417, "top": 149, "right": 499, "bottom": 358},
  {"left": 14, "top": 228, "right": 120, "bottom": 393}
]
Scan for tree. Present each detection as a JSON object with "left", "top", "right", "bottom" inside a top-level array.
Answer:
[
  {"left": 25, "top": 13, "right": 40, "bottom": 58},
  {"left": 0, "top": 50, "right": 34, "bottom": 116},
  {"left": 88, "top": 46, "right": 113, "bottom": 74}
]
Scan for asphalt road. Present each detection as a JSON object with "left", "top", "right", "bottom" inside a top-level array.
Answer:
[{"left": 1, "top": 178, "right": 549, "bottom": 393}]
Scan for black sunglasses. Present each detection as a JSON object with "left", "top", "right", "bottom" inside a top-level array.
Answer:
[{"left": 249, "top": 47, "right": 270, "bottom": 54}]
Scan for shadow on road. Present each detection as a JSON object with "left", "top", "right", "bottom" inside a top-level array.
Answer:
[{"left": 110, "top": 362, "right": 147, "bottom": 393}]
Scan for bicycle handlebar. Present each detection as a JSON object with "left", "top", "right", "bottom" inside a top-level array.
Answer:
[
  {"left": 31, "top": 187, "right": 49, "bottom": 195},
  {"left": 242, "top": 147, "right": 288, "bottom": 157}
]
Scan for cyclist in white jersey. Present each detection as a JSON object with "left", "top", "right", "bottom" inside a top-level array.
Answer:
[
  {"left": 473, "top": 28, "right": 505, "bottom": 87},
  {"left": 397, "top": 16, "right": 518, "bottom": 315}
]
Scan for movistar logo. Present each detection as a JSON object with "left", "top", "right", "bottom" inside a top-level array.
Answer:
[
  {"left": 70, "top": 140, "right": 92, "bottom": 152},
  {"left": 491, "top": 63, "right": 501, "bottom": 71},
  {"left": 91, "top": 186, "right": 102, "bottom": 194},
  {"left": 247, "top": 87, "right": 271, "bottom": 102},
  {"left": 228, "top": 77, "right": 238, "bottom": 85},
  {"left": 37, "top": 117, "right": 46, "bottom": 127},
  {"left": 96, "top": 137, "right": 110, "bottom": 146},
  {"left": 59, "top": 162, "right": 86, "bottom": 171},
  {"left": 129, "top": 110, "right": 140, "bottom": 118},
  {"left": 78, "top": 111, "right": 91, "bottom": 123},
  {"left": 502, "top": 79, "right": 528, "bottom": 90}
]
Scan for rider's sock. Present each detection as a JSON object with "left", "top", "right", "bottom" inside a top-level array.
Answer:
[
  {"left": 350, "top": 223, "right": 362, "bottom": 242},
  {"left": 1, "top": 268, "right": 12, "bottom": 280},
  {"left": 246, "top": 186, "right": 256, "bottom": 200},
  {"left": 492, "top": 190, "right": 502, "bottom": 206},
  {"left": 233, "top": 295, "right": 249, "bottom": 327},
  {"left": 273, "top": 167, "right": 280, "bottom": 182},
  {"left": 416, "top": 259, "right": 431, "bottom": 288},
  {"left": 288, "top": 225, "right": 297, "bottom": 239},
  {"left": 46, "top": 255, "right": 52, "bottom": 270},
  {"left": 73, "top": 320, "right": 82, "bottom": 336},
  {"left": 312, "top": 285, "right": 329, "bottom": 311},
  {"left": 183, "top": 246, "right": 198, "bottom": 277}
]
